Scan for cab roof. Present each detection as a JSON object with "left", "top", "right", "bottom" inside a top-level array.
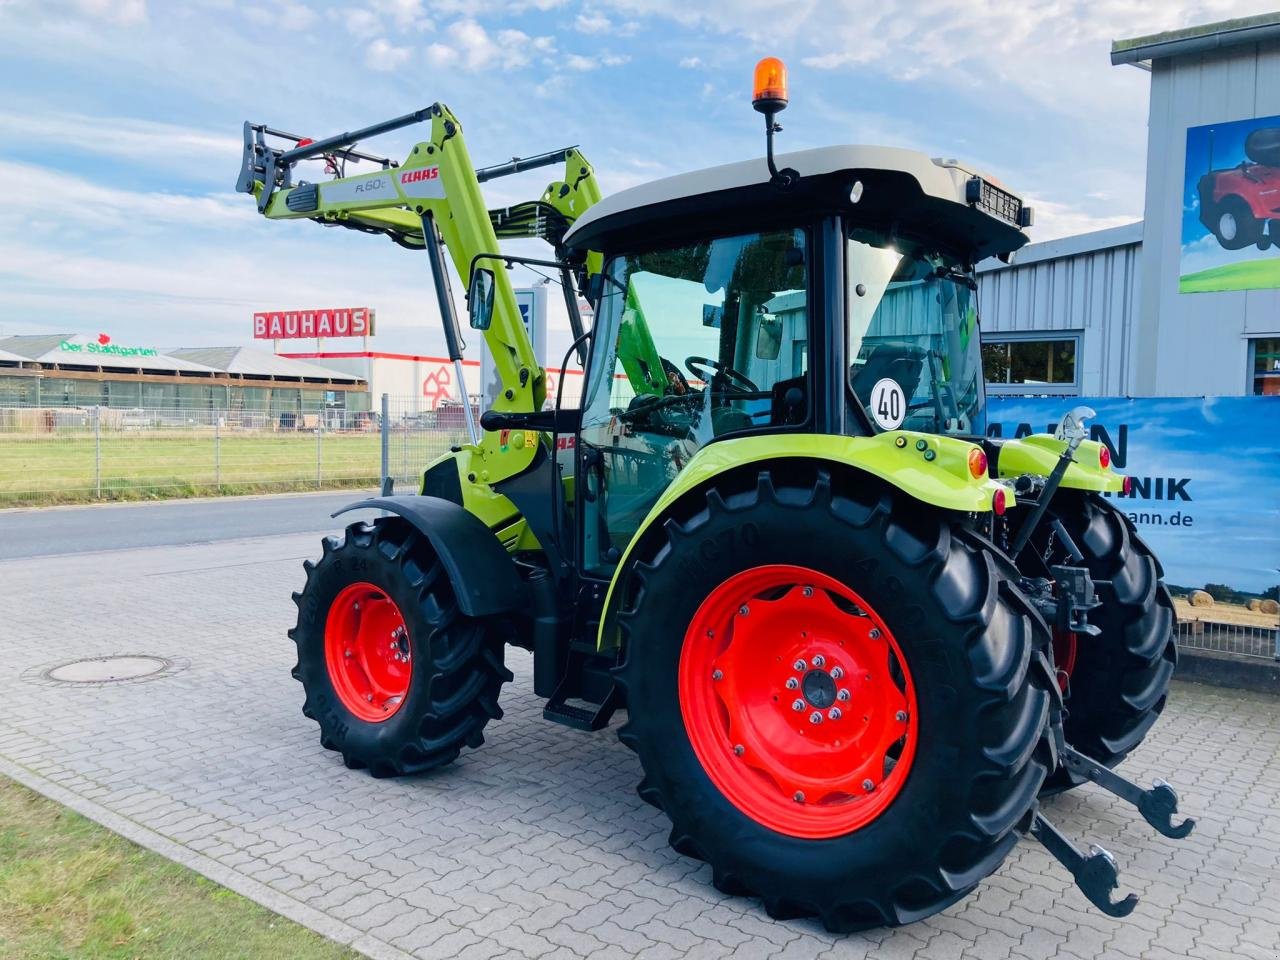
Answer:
[{"left": 563, "top": 144, "right": 1031, "bottom": 263}]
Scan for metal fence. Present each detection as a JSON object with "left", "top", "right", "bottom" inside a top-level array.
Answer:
[
  {"left": 1175, "top": 617, "right": 1280, "bottom": 662},
  {"left": 0, "top": 396, "right": 472, "bottom": 506}
]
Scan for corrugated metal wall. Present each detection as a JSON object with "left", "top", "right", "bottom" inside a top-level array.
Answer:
[{"left": 977, "top": 225, "right": 1143, "bottom": 395}]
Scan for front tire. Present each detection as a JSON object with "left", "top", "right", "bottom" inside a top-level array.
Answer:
[
  {"left": 615, "top": 466, "right": 1056, "bottom": 932},
  {"left": 1209, "top": 195, "right": 1262, "bottom": 250},
  {"left": 289, "top": 519, "right": 512, "bottom": 778}
]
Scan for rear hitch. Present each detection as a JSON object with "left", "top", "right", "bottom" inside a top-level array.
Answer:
[
  {"left": 1061, "top": 745, "right": 1196, "bottom": 839},
  {"left": 1028, "top": 811, "right": 1138, "bottom": 917}
]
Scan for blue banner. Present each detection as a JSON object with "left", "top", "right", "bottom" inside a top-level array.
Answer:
[{"left": 987, "top": 396, "right": 1280, "bottom": 596}]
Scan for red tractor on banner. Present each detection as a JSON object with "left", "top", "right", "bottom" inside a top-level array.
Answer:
[{"left": 1198, "top": 126, "right": 1280, "bottom": 250}]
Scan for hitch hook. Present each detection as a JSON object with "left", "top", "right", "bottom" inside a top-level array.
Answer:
[
  {"left": 1062, "top": 746, "right": 1196, "bottom": 840},
  {"left": 1029, "top": 812, "right": 1138, "bottom": 917}
]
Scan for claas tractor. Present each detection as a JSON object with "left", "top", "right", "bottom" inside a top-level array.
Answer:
[{"left": 236, "top": 58, "right": 1191, "bottom": 932}]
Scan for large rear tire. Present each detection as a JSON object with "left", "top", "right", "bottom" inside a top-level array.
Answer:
[
  {"left": 1036, "top": 493, "right": 1177, "bottom": 793},
  {"left": 289, "top": 519, "right": 512, "bottom": 778},
  {"left": 615, "top": 466, "right": 1057, "bottom": 932}
]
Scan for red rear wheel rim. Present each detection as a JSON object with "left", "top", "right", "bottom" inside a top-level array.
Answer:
[
  {"left": 678, "top": 564, "right": 918, "bottom": 839},
  {"left": 324, "top": 582, "right": 412, "bottom": 723},
  {"left": 1052, "top": 629, "right": 1078, "bottom": 694}
]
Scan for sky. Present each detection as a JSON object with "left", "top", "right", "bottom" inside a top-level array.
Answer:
[{"left": 1, "top": 0, "right": 1277, "bottom": 357}]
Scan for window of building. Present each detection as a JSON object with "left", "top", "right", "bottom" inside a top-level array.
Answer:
[
  {"left": 1250, "top": 337, "right": 1280, "bottom": 396},
  {"left": 981, "top": 334, "right": 1080, "bottom": 394}
]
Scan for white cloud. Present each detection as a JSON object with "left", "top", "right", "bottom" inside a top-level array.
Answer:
[
  {"left": 679, "top": 56, "right": 703, "bottom": 68},
  {"left": 424, "top": 19, "right": 548, "bottom": 71},
  {"left": 72, "top": 0, "right": 146, "bottom": 25},
  {"left": 0, "top": 109, "right": 241, "bottom": 174},
  {"left": 343, "top": 7, "right": 381, "bottom": 37},
  {"left": 365, "top": 37, "right": 413, "bottom": 71},
  {"left": 242, "top": 2, "right": 316, "bottom": 30},
  {"left": 564, "top": 52, "right": 630, "bottom": 71},
  {"left": 575, "top": 11, "right": 611, "bottom": 33},
  {"left": 1021, "top": 197, "right": 1136, "bottom": 242}
]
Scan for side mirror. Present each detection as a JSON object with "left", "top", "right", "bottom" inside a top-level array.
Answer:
[
  {"left": 468, "top": 268, "right": 496, "bottom": 330},
  {"left": 755, "top": 312, "right": 782, "bottom": 360}
]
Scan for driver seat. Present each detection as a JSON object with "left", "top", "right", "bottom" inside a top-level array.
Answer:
[{"left": 851, "top": 345, "right": 924, "bottom": 410}]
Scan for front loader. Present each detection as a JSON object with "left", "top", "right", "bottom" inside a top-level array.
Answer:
[{"left": 237, "top": 58, "right": 1191, "bottom": 932}]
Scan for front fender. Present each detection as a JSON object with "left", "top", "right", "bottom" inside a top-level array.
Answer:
[
  {"left": 595, "top": 431, "right": 1012, "bottom": 650},
  {"left": 333, "top": 496, "right": 526, "bottom": 617},
  {"left": 996, "top": 435, "right": 1125, "bottom": 493}
]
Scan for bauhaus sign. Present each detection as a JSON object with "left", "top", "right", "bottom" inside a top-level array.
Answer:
[{"left": 252, "top": 307, "right": 375, "bottom": 340}]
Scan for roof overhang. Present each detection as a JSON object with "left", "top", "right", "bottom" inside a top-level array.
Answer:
[
  {"left": 563, "top": 145, "right": 1030, "bottom": 264},
  {"left": 1112, "top": 12, "right": 1280, "bottom": 67}
]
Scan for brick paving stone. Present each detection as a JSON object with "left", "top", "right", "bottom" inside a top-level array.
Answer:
[{"left": 2, "top": 531, "right": 1278, "bottom": 960}]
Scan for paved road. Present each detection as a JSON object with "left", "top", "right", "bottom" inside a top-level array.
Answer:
[
  {"left": 3, "top": 532, "right": 1278, "bottom": 960},
  {"left": 0, "top": 491, "right": 375, "bottom": 560}
]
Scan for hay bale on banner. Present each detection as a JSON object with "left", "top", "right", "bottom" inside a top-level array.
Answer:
[
  {"left": 1189, "top": 590, "right": 1214, "bottom": 608},
  {"left": 1260, "top": 598, "right": 1280, "bottom": 616}
]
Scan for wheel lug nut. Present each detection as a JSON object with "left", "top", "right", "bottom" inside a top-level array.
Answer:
[
  {"left": 802, "top": 586, "right": 813, "bottom": 597},
  {"left": 738, "top": 604, "right": 750, "bottom": 616},
  {"left": 828, "top": 707, "right": 842, "bottom": 720},
  {"left": 785, "top": 677, "right": 799, "bottom": 690},
  {"left": 862, "top": 779, "right": 875, "bottom": 793},
  {"left": 366, "top": 694, "right": 374, "bottom": 702},
  {"left": 794, "top": 791, "right": 805, "bottom": 803},
  {"left": 895, "top": 710, "right": 908, "bottom": 722},
  {"left": 837, "top": 689, "right": 850, "bottom": 701},
  {"left": 712, "top": 669, "right": 723, "bottom": 681},
  {"left": 792, "top": 699, "right": 805, "bottom": 712},
  {"left": 868, "top": 628, "right": 881, "bottom": 639},
  {"left": 733, "top": 744, "right": 744, "bottom": 756},
  {"left": 830, "top": 666, "right": 844, "bottom": 680},
  {"left": 809, "top": 711, "right": 823, "bottom": 725},
  {"left": 793, "top": 659, "right": 807, "bottom": 671},
  {"left": 812, "top": 655, "right": 825, "bottom": 668}
]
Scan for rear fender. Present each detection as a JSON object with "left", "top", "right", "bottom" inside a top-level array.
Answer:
[
  {"left": 333, "top": 496, "right": 526, "bottom": 617},
  {"left": 996, "top": 435, "right": 1125, "bottom": 494},
  {"left": 595, "top": 431, "right": 1013, "bottom": 651}
]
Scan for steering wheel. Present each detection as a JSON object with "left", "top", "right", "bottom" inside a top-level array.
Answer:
[{"left": 684, "top": 356, "right": 759, "bottom": 395}]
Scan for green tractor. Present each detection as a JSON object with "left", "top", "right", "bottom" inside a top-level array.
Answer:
[{"left": 238, "top": 58, "right": 1190, "bottom": 931}]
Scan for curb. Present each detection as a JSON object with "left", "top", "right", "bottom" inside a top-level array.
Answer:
[
  {"left": 1175, "top": 647, "right": 1280, "bottom": 696},
  {"left": 0, "top": 756, "right": 414, "bottom": 960}
]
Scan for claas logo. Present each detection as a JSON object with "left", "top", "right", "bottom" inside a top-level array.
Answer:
[{"left": 400, "top": 167, "right": 440, "bottom": 185}]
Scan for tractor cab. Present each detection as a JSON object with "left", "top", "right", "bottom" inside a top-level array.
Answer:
[{"left": 561, "top": 144, "right": 1034, "bottom": 573}]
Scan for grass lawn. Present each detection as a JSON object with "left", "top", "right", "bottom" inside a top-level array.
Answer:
[
  {"left": 0, "top": 776, "right": 361, "bottom": 960},
  {"left": 1179, "top": 256, "right": 1280, "bottom": 292},
  {"left": 0, "top": 429, "right": 457, "bottom": 506}
]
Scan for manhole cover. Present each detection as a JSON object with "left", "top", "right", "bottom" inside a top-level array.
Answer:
[{"left": 45, "top": 655, "right": 172, "bottom": 684}]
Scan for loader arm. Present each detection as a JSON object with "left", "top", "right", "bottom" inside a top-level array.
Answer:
[{"left": 237, "top": 103, "right": 601, "bottom": 479}]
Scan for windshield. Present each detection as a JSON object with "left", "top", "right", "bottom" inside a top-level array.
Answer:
[{"left": 846, "top": 236, "right": 984, "bottom": 436}]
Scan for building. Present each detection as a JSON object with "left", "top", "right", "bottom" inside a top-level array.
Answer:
[
  {"left": 0, "top": 334, "right": 366, "bottom": 412},
  {"left": 980, "top": 13, "right": 1280, "bottom": 398}
]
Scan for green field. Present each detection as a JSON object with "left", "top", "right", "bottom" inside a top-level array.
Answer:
[
  {"left": 1179, "top": 256, "right": 1280, "bottom": 293},
  {"left": 0, "top": 430, "right": 455, "bottom": 507},
  {"left": 0, "top": 776, "right": 359, "bottom": 959}
]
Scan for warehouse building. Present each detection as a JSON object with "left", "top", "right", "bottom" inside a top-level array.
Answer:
[
  {"left": 980, "top": 13, "right": 1280, "bottom": 398},
  {"left": 0, "top": 334, "right": 366, "bottom": 412}
]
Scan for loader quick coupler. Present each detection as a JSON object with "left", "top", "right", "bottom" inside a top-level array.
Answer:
[
  {"left": 1027, "top": 809, "right": 1139, "bottom": 917},
  {"left": 1060, "top": 745, "right": 1197, "bottom": 840}
]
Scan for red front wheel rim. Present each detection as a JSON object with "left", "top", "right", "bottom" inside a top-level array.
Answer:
[
  {"left": 678, "top": 564, "right": 918, "bottom": 839},
  {"left": 324, "top": 582, "right": 412, "bottom": 723}
]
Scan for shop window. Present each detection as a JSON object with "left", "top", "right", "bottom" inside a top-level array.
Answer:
[
  {"left": 1250, "top": 337, "right": 1280, "bottom": 396},
  {"left": 982, "top": 334, "right": 1079, "bottom": 394}
]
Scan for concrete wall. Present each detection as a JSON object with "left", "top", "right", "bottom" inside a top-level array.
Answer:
[
  {"left": 977, "top": 223, "right": 1143, "bottom": 396},
  {"left": 1138, "top": 38, "right": 1280, "bottom": 395}
]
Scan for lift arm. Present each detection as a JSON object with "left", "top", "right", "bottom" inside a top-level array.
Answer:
[{"left": 236, "top": 103, "right": 601, "bottom": 429}]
